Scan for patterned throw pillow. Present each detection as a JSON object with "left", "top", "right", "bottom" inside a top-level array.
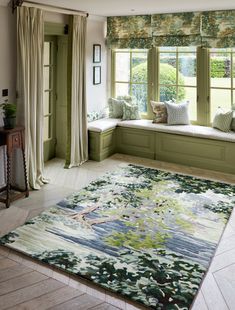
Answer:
[
  {"left": 151, "top": 101, "right": 167, "bottom": 123},
  {"left": 122, "top": 102, "right": 140, "bottom": 120},
  {"left": 212, "top": 108, "right": 233, "bottom": 132},
  {"left": 231, "top": 116, "right": 235, "bottom": 131},
  {"left": 165, "top": 101, "right": 190, "bottom": 125},
  {"left": 108, "top": 98, "right": 124, "bottom": 118}
]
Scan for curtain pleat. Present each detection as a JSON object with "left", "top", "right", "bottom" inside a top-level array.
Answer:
[
  {"left": 65, "top": 15, "right": 88, "bottom": 168},
  {"left": 17, "top": 7, "right": 47, "bottom": 189}
]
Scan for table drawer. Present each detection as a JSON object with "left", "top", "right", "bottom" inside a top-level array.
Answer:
[{"left": 8, "top": 132, "right": 22, "bottom": 149}]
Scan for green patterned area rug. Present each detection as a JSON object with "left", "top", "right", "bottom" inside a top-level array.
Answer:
[{"left": 1, "top": 164, "right": 235, "bottom": 309}]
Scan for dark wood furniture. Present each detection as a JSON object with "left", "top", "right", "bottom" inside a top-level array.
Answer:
[{"left": 0, "top": 126, "right": 29, "bottom": 208}]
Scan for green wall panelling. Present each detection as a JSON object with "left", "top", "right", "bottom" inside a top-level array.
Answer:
[
  {"left": 155, "top": 132, "right": 235, "bottom": 174},
  {"left": 116, "top": 127, "right": 155, "bottom": 159},
  {"left": 88, "top": 128, "right": 116, "bottom": 161},
  {"left": 89, "top": 126, "right": 235, "bottom": 175}
]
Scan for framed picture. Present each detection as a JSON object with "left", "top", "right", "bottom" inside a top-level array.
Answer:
[
  {"left": 93, "top": 44, "right": 101, "bottom": 63},
  {"left": 93, "top": 66, "right": 101, "bottom": 85}
]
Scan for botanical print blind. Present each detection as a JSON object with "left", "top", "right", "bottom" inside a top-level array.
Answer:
[{"left": 107, "top": 10, "right": 235, "bottom": 49}]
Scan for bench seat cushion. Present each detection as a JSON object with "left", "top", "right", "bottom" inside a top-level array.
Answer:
[
  {"left": 118, "top": 120, "right": 235, "bottom": 143},
  {"left": 88, "top": 118, "right": 235, "bottom": 143},
  {"left": 88, "top": 118, "right": 121, "bottom": 132}
]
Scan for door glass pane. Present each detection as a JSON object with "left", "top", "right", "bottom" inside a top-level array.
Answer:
[
  {"left": 115, "top": 53, "right": 130, "bottom": 82},
  {"left": 210, "top": 52, "right": 231, "bottom": 88},
  {"left": 44, "top": 42, "right": 50, "bottom": 65},
  {"left": 178, "top": 53, "right": 196, "bottom": 86},
  {"left": 210, "top": 89, "right": 231, "bottom": 121},
  {"left": 160, "top": 53, "right": 176, "bottom": 85},
  {"left": 43, "top": 116, "right": 51, "bottom": 141},
  {"left": 160, "top": 85, "right": 177, "bottom": 102},
  {"left": 131, "top": 84, "right": 147, "bottom": 112},
  {"left": 179, "top": 87, "right": 197, "bottom": 121},
  {"left": 115, "top": 83, "right": 130, "bottom": 97},
  {"left": 44, "top": 91, "right": 50, "bottom": 115},
  {"left": 132, "top": 52, "right": 147, "bottom": 83},
  {"left": 44, "top": 67, "right": 50, "bottom": 90}
]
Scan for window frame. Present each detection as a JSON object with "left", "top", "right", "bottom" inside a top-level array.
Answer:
[
  {"left": 208, "top": 48, "right": 235, "bottom": 123},
  {"left": 111, "top": 46, "right": 234, "bottom": 126},
  {"left": 111, "top": 49, "right": 149, "bottom": 117}
]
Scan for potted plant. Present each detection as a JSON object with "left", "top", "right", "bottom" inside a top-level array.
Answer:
[{"left": 0, "top": 102, "right": 17, "bottom": 129}]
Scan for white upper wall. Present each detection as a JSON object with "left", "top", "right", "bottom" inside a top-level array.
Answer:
[
  {"left": 86, "top": 15, "right": 108, "bottom": 113},
  {"left": 2, "top": 0, "right": 234, "bottom": 16}
]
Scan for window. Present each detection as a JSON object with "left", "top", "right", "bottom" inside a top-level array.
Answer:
[
  {"left": 112, "top": 50, "right": 148, "bottom": 113},
  {"left": 158, "top": 47, "right": 197, "bottom": 121},
  {"left": 209, "top": 48, "right": 235, "bottom": 122},
  {"left": 111, "top": 46, "right": 234, "bottom": 125}
]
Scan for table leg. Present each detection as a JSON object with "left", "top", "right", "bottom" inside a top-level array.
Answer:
[
  {"left": 6, "top": 153, "right": 11, "bottom": 208},
  {"left": 22, "top": 148, "right": 29, "bottom": 197}
]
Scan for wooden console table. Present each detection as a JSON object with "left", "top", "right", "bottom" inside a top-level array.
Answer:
[{"left": 0, "top": 126, "right": 29, "bottom": 208}]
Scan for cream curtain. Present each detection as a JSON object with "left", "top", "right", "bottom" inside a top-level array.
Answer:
[
  {"left": 17, "top": 7, "right": 47, "bottom": 189},
  {"left": 65, "top": 15, "right": 88, "bottom": 168}
]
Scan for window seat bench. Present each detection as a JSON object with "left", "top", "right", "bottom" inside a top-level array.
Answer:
[{"left": 88, "top": 119, "right": 235, "bottom": 175}]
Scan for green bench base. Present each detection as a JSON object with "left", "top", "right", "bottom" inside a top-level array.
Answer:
[{"left": 88, "top": 127, "right": 235, "bottom": 175}]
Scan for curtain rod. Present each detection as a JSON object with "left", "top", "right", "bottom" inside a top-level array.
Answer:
[{"left": 11, "top": 0, "right": 89, "bottom": 17}]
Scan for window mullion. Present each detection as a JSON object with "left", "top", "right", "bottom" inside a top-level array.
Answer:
[
  {"left": 176, "top": 48, "right": 179, "bottom": 101},
  {"left": 197, "top": 47, "right": 210, "bottom": 126}
]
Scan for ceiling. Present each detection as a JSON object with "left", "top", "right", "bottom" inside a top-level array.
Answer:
[{"left": 1, "top": 0, "right": 235, "bottom": 16}]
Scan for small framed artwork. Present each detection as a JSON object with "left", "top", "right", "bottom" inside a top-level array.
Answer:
[
  {"left": 93, "top": 44, "right": 101, "bottom": 63},
  {"left": 93, "top": 66, "right": 101, "bottom": 85}
]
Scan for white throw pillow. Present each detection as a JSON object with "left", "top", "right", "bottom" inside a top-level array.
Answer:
[{"left": 165, "top": 101, "right": 190, "bottom": 125}]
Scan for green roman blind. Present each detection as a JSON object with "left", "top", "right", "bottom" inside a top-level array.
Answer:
[
  {"left": 107, "top": 10, "right": 235, "bottom": 49},
  {"left": 151, "top": 12, "right": 201, "bottom": 47},
  {"left": 106, "top": 15, "right": 152, "bottom": 49},
  {"left": 201, "top": 10, "right": 235, "bottom": 48}
]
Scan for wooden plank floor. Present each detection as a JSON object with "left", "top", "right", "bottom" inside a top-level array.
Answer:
[
  {"left": 0, "top": 252, "right": 120, "bottom": 310},
  {"left": 0, "top": 154, "right": 235, "bottom": 310}
]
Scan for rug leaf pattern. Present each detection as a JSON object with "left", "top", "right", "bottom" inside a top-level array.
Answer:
[{"left": 1, "top": 164, "right": 235, "bottom": 309}]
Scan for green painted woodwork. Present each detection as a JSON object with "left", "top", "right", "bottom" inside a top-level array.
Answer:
[
  {"left": 88, "top": 126, "right": 235, "bottom": 174},
  {"left": 44, "top": 22, "right": 66, "bottom": 36},
  {"left": 56, "top": 36, "right": 68, "bottom": 159},
  {"left": 65, "top": 16, "right": 73, "bottom": 168},
  {"left": 44, "top": 23, "right": 69, "bottom": 162},
  {"left": 116, "top": 127, "right": 155, "bottom": 159},
  {"left": 197, "top": 47, "right": 210, "bottom": 126},
  {"left": 88, "top": 129, "right": 116, "bottom": 161},
  {"left": 155, "top": 132, "right": 235, "bottom": 174}
]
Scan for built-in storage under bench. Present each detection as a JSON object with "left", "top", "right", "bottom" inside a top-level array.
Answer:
[{"left": 88, "top": 119, "right": 235, "bottom": 175}]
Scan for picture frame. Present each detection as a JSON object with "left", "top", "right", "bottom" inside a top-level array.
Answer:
[
  {"left": 93, "top": 66, "right": 101, "bottom": 85},
  {"left": 93, "top": 44, "right": 101, "bottom": 63}
]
